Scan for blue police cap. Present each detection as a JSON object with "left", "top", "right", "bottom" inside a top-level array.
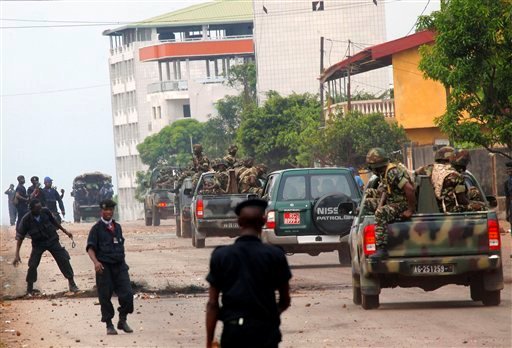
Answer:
[{"left": 235, "top": 198, "right": 268, "bottom": 216}]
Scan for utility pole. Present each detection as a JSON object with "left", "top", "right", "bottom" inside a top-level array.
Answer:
[
  {"left": 347, "top": 40, "right": 352, "bottom": 112},
  {"left": 320, "top": 36, "right": 325, "bottom": 127}
]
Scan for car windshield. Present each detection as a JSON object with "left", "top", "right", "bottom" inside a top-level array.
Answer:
[{"left": 278, "top": 173, "right": 357, "bottom": 201}]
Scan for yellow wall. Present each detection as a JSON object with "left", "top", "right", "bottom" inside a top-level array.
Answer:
[
  {"left": 392, "top": 47, "right": 447, "bottom": 131},
  {"left": 405, "top": 127, "right": 447, "bottom": 145}
]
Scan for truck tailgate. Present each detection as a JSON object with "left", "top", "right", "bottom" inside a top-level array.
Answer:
[
  {"left": 201, "top": 194, "right": 257, "bottom": 219},
  {"left": 386, "top": 212, "right": 491, "bottom": 258}
]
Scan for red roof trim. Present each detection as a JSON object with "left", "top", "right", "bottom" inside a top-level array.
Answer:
[{"left": 320, "top": 30, "right": 435, "bottom": 82}]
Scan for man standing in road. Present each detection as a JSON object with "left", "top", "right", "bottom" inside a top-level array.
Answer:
[
  {"left": 13, "top": 199, "right": 79, "bottom": 295},
  {"left": 364, "top": 148, "right": 416, "bottom": 260},
  {"left": 4, "top": 184, "right": 17, "bottom": 226},
  {"left": 86, "top": 199, "right": 134, "bottom": 335},
  {"left": 15, "top": 175, "right": 29, "bottom": 230},
  {"left": 41, "top": 177, "right": 65, "bottom": 223},
  {"left": 206, "top": 198, "right": 292, "bottom": 348},
  {"left": 27, "top": 176, "right": 44, "bottom": 204}
]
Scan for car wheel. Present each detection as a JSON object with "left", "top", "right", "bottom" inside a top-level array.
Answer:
[
  {"left": 481, "top": 290, "right": 500, "bottom": 306},
  {"left": 176, "top": 216, "right": 182, "bottom": 237},
  {"left": 470, "top": 278, "right": 483, "bottom": 301},
  {"left": 352, "top": 273, "right": 362, "bottom": 305},
  {"left": 182, "top": 218, "right": 192, "bottom": 238},
  {"left": 338, "top": 243, "right": 351, "bottom": 266},
  {"left": 196, "top": 238, "right": 205, "bottom": 249},
  {"left": 152, "top": 207, "right": 160, "bottom": 226},
  {"left": 361, "top": 293, "right": 379, "bottom": 310},
  {"left": 192, "top": 227, "right": 197, "bottom": 247}
]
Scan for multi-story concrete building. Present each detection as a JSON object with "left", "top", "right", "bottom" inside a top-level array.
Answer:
[
  {"left": 103, "top": 0, "right": 254, "bottom": 220},
  {"left": 104, "top": 0, "right": 388, "bottom": 220}
]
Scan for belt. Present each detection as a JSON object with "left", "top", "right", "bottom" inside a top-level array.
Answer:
[{"left": 226, "top": 318, "right": 244, "bottom": 326}]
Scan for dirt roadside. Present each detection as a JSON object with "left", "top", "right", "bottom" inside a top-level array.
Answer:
[{"left": 0, "top": 220, "right": 511, "bottom": 348}]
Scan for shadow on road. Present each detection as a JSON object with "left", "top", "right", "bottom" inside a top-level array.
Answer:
[
  {"left": 290, "top": 263, "right": 342, "bottom": 270},
  {"left": 378, "top": 300, "right": 487, "bottom": 310}
]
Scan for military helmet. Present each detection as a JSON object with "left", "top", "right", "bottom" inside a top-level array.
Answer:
[
  {"left": 228, "top": 144, "right": 238, "bottom": 153},
  {"left": 366, "top": 148, "right": 389, "bottom": 169},
  {"left": 434, "top": 146, "right": 455, "bottom": 162},
  {"left": 242, "top": 157, "right": 254, "bottom": 167},
  {"left": 193, "top": 144, "right": 203, "bottom": 153},
  {"left": 255, "top": 163, "right": 268, "bottom": 174},
  {"left": 451, "top": 149, "right": 471, "bottom": 168}
]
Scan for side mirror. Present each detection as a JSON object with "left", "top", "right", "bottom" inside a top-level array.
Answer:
[
  {"left": 338, "top": 202, "right": 356, "bottom": 216},
  {"left": 486, "top": 195, "right": 498, "bottom": 208}
]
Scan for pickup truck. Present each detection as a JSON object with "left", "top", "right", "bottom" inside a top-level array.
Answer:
[
  {"left": 261, "top": 167, "right": 362, "bottom": 264},
  {"left": 175, "top": 176, "right": 193, "bottom": 238},
  {"left": 350, "top": 172, "right": 504, "bottom": 309},
  {"left": 190, "top": 171, "right": 258, "bottom": 248},
  {"left": 144, "top": 166, "right": 177, "bottom": 226}
]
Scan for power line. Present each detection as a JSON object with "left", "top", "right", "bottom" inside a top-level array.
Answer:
[
  {"left": 1, "top": 84, "right": 110, "bottom": 97},
  {"left": 406, "top": 0, "right": 431, "bottom": 36}
]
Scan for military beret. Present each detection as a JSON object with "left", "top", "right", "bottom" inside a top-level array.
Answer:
[
  {"left": 99, "top": 199, "right": 117, "bottom": 209},
  {"left": 235, "top": 198, "right": 268, "bottom": 216},
  {"left": 506, "top": 161, "right": 512, "bottom": 168}
]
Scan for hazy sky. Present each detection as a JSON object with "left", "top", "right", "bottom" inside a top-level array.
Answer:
[{"left": 0, "top": 0, "right": 439, "bottom": 225}]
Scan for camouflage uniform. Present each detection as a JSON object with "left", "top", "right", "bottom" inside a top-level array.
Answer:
[
  {"left": 364, "top": 148, "right": 414, "bottom": 251},
  {"left": 451, "top": 149, "right": 486, "bottom": 212},
  {"left": 223, "top": 145, "right": 239, "bottom": 169},
  {"left": 236, "top": 157, "right": 254, "bottom": 189},
  {"left": 239, "top": 167, "right": 259, "bottom": 194},
  {"left": 414, "top": 147, "right": 456, "bottom": 177},
  {"left": 246, "top": 164, "right": 268, "bottom": 196},
  {"left": 431, "top": 163, "right": 467, "bottom": 212}
]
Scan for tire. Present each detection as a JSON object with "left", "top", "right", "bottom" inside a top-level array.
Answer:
[
  {"left": 196, "top": 238, "right": 205, "bottom": 249},
  {"left": 352, "top": 274, "right": 362, "bottom": 305},
  {"left": 481, "top": 290, "right": 500, "bottom": 306},
  {"left": 470, "top": 279, "right": 483, "bottom": 301},
  {"left": 145, "top": 215, "right": 152, "bottom": 226},
  {"left": 192, "top": 227, "right": 197, "bottom": 247},
  {"left": 338, "top": 243, "right": 351, "bottom": 266},
  {"left": 152, "top": 207, "right": 160, "bottom": 226},
  {"left": 361, "top": 293, "right": 379, "bottom": 310},
  {"left": 176, "top": 216, "right": 182, "bottom": 237},
  {"left": 182, "top": 218, "right": 192, "bottom": 238}
]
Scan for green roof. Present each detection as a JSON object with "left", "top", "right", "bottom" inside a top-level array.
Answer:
[{"left": 105, "top": 0, "right": 253, "bottom": 34}]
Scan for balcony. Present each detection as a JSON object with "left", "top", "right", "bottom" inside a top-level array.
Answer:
[
  {"left": 325, "top": 99, "right": 395, "bottom": 119},
  {"left": 148, "top": 80, "right": 188, "bottom": 94}
]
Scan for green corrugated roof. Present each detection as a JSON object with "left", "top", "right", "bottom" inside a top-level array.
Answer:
[{"left": 105, "top": 0, "right": 253, "bottom": 34}]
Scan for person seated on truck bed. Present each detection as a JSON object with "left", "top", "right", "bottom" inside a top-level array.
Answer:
[
  {"left": 364, "top": 148, "right": 416, "bottom": 260},
  {"left": 202, "top": 159, "right": 229, "bottom": 195},
  {"left": 247, "top": 164, "right": 269, "bottom": 196},
  {"left": 450, "top": 150, "right": 486, "bottom": 212},
  {"left": 415, "top": 146, "right": 455, "bottom": 178},
  {"left": 223, "top": 144, "right": 239, "bottom": 169},
  {"left": 431, "top": 148, "right": 471, "bottom": 213}
]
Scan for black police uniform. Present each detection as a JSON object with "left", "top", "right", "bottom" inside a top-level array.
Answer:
[
  {"left": 42, "top": 187, "right": 65, "bottom": 223},
  {"left": 206, "top": 235, "right": 292, "bottom": 348},
  {"left": 16, "top": 208, "right": 74, "bottom": 285},
  {"left": 86, "top": 218, "right": 133, "bottom": 323},
  {"left": 15, "top": 184, "right": 28, "bottom": 230}
]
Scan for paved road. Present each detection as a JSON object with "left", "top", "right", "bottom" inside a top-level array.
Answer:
[{"left": 1, "top": 221, "right": 511, "bottom": 347}]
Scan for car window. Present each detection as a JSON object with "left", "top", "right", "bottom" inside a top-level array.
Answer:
[
  {"left": 311, "top": 174, "right": 355, "bottom": 199},
  {"left": 262, "top": 174, "right": 276, "bottom": 198},
  {"left": 279, "top": 176, "right": 306, "bottom": 200}
]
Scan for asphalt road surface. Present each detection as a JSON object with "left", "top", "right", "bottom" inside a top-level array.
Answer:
[{"left": 1, "top": 219, "right": 511, "bottom": 348}]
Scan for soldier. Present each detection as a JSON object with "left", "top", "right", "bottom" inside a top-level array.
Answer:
[
  {"left": 191, "top": 144, "right": 211, "bottom": 188},
  {"left": 236, "top": 157, "right": 254, "bottom": 182},
  {"left": 100, "top": 182, "right": 114, "bottom": 201},
  {"left": 244, "top": 164, "right": 268, "bottom": 196},
  {"left": 431, "top": 149, "right": 469, "bottom": 213},
  {"left": 202, "top": 160, "right": 229, "bottom": 195},
  {"left": 41, "top": 177, "right": 66, "bottom": 224},
  {"left": 449, "top": 150, "right": 486, "bottom": 211},
  {"left": 4, "top": 184, "right": 17, "bottom": 226},
  {"left": 415, "top": 146, "right": 455, "bottom": 177},
  {"left": 364, "top": 148, "right": 416, "bottom": 260},
  {"left": 223, "top": 144, "right": 239, "bottom": 169}
]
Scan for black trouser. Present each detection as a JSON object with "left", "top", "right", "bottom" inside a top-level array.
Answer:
[
  {"left": 16, "top": 207, "right": 28, "bottom": 230},
  {"left": 96, "top": 262, "right": 133, "bottom": 322},
  {"left": 27, "top": 240, "right": 74, "bottom": 284},
  {"left": 8, "top": 203, "right": 17, "bottom": 225},
  {"left": 221, "top": 318, "right": 281, "bottom": 348}
]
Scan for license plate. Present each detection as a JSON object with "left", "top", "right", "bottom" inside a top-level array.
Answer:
[
  {"left": 412, "top": 264, "right": 454, "bottom": 274},
  {"left": 222, "top": 223, "right": 238, "bottom": 229},
  {"left": 284, "top": 212, "right": 301, "bottom": 225}
]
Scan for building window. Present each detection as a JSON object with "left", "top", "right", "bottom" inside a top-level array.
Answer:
[
  {"left": 312, "top": 1, "right": 324, "bottom": 11},
  {"left": 152, "top": 107, "right": 157, "bottom": 119},
  {"left": 183, "top": 105, "right": 191, "bottom": 118},
  {"left": 157, "top": 106, "right": 162, "bottom": 119}
]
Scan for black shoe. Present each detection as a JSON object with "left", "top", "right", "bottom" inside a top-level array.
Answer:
[
  {"left": 369, "top": 249, "right": 389, "bottom": 260},
  {"left": 68, "top": 279, "right": 79, "bottom": 292},
  {"left": 106, "top": 325, "right": 118, "bottom": 335},
  {"left": 117, "top": 319, "right": 133, "bottom": 333},
  {"left": 26, "top": 283, "right": 40, "bottom": 295}
]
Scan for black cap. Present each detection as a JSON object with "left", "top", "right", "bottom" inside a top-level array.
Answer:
[
  {"left": 235, "top": 198, "right": 268, "bottom": 216},
  {"left": 31, "top": 176, "right": 39, "bottom": 182},
  {"left": 99, "top": 199, "right": 117, "bottom": 209},
  {"left": 506, "top": 161, "right": 512, "bottom": 168}
]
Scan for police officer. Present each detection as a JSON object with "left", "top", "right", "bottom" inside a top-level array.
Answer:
[
  {"left": 4, "top": 184, "right": 16, "bottom": 226},
  {"left": 41, "top": 177, "right": 65, "bottom": 223},
  {"left": 13, "top": 199, "right": 79, "bottom": 295},
  {"left": 86, "top": 199, "right": 134, "bottom": 335},
  {"left": 14, "top": 175, "right": 29, "bottom": 230},
  {"left": 364, "top": 148, "right": 416, "bottom": 260},
  {"left": 27, "top": 176, "right": 45, "bottom": 204},
  {"left": 206, "top": 199, "right": 292, "bottom": 348}
]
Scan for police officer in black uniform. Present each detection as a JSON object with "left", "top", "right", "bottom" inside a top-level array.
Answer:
[
  {"left": 13, "top": 199, "right": 79, "bottom": 295},
  {"left": 86, "top": 199, "right": 134, "bottom": 335},
  {"left": 206, "top": 199, "right": 292, "bottom": 348}
]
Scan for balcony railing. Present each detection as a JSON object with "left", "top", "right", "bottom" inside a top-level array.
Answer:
[
  {"left": 147, "top": 80, "right": 188, "bottom": 94},
  {"left": 325, "top": 99, "right": 395, "bottom": 119}
]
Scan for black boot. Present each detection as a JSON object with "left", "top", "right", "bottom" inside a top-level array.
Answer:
[
  {"left": 369, "top": 248, "right": 389, "bottom": 261},
  {"left": 106, "top": 320, "right": 118, "bottom": 335},
  {"left": 26, "top": 282, "right": 40, "bottom": 295},
  {"left": 117, "top": 316, "right": 133, "bottom": 333},
  {"left": 68, "top": 279, "right": 79, "bottom": 292}
]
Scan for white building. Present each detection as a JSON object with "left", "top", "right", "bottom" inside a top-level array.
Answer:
[
  {"left": 104, "top": 0, "right": 388, "bottom": 221},
  {"left": 103, "top": 1, "right": 254, "bottom": 221}
]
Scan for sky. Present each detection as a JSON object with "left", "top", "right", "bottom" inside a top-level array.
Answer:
[{"left": 0, "top": 0, "right": 440, "bottom": 225}]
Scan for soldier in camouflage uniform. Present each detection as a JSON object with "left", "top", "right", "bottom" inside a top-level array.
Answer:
[
  {"left": 415, "top": 146, "right": 455, "bottom": 177},
  {"left": 364, "top": 148, "right": 416, "bottom": 260},
  {"left": 236, "top": 157, "right": 254, "bottom": 187},
  {"left": 190, "top": 144, "right": 211, "bottom": 188},
  {"left": 431, "top": 149, "right": 469, "bottom": 213},
  {"left": 202, "top": 159, "right": 229, "bottom": 195},
  {"left": 245, "top": 164, "right": 269, "bottom": 196},
  {"left": 223, "top": 145, "right": 239, "bottom": 169},
  {"left": 450, "top": 150, "right": 486, "bottom": 211}
]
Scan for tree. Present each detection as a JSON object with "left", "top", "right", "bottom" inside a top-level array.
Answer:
[
  {"left": 418, "top": 0, "right": 512, "bottom": 158},
  {"left": 137, "top": 119, "right": 205, "bottom": 169},
  {"left": 225, "top": 60, "right": 257, "bottom": 106},
  {"left": 238, "top": 92, "right": 322, "bottom": 169},
  {"left": 320, "top": 112, "right": 409, "bottom": 168}
]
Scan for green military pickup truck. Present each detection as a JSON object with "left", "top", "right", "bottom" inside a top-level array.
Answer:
[
  {"left": 350, "top": 172, "right": 504, "bottom": 309},
  {"left": 261, "top": 167, "right": 362, "bottom": 264}
]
